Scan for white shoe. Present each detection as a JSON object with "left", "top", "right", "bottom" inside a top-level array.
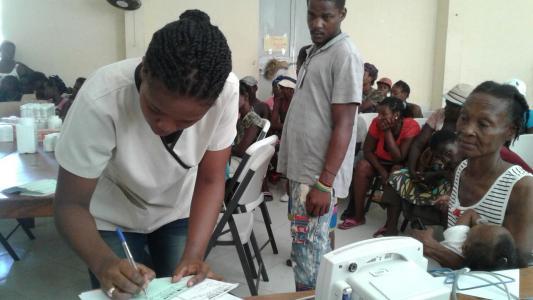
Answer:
[{"left": 280, "top": 193, "right": 289, "bottom": 202}]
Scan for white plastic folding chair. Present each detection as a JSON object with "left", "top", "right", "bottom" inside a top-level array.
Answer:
[
  {"left": 413, "top": 118, "right": 428, "bottom": 128},
  {"left": 510, "top": 133, "right": 533, "bottom": 167},
  {"left": 257, "top": 118, "right": 270, "bottom": 141},
  {"left": 359, "top": 112, "right": 378, "bottom": 131},
  {"left": 206, "top": 143, "right": 276, "bottom": 296}
]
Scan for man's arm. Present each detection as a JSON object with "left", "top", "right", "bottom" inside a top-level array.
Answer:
[
  {"left": 232, "top": 125, "right": 260, "bottom": 157},
  {"left": 504, "top": 176, "right": 533, "bottom": 267},
  {"left": 319, "top": 103, "right": 358, "bottom": 186},
  {"left": 55, "top": 167, "right": 153, "bottom": 295},
  {"left": 306, "top": 103, "right": 357, "bottom": 216},
  {"left": 173, "top": 147, "right": 231, "bottom": 285},
  {"left": 270, "top": 97, "right": 283, "bottom": 131}
]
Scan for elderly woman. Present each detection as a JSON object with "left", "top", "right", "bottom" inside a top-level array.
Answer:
[{"left": 413, "top": 81, "right": 533, "bottom": 268}]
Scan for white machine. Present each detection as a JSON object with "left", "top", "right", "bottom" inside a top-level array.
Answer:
[{"left": 315, "top": 237, "right": 450, "bottom": 300}]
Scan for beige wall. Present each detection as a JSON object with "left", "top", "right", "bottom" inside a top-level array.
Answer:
[
  {"left": 343, "top": 0, "right": 438, "bottom": 111},
  {"left": 443, "top": 0, "right": 533, "bottom": 106},
  {"left": 1, "top": 0, "right": 125, "bottom": 86},
  {"left": 2, "top": 0, "right": 532, "bottom": 108},
  {"left": 128, "top": 0, "right": 259, "bottom": 79}
]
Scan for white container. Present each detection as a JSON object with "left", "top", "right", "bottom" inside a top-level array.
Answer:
[
  {"left": 43, "top": 133, "right": 60, "bottom": 152},
  {"left": 16, "top": 118, "right": 37, "bottom": 153},
  {"left": 48, "top": 115, "right": 62, "bottom": 130},
  {"left": 0, "top": 125, "right": 14, "bottom": 142}
]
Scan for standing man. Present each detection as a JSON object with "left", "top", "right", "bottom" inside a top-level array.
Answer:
[{"left": 277, "top": 0, "right": 363, "bottom": 291}]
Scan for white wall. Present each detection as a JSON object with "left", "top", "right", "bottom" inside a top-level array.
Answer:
[
  {"left": 1, "top": 0, "right": 125, "bottom": 86},
  {"left": 443, "top": 0, "right": 533, "bottom": 106},
  {"left": 129, "top": 0, "right": 259, "bottom": 80},
  {"left": 343, "top": 0, "right": 438, "bottom": 111}
]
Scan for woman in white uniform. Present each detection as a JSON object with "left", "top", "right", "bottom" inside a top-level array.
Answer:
[{"left": 54, "top": 10, "right": 238, "bottom": 299}]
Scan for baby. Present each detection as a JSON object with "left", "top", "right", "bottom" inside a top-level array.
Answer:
[{"left": 441, "top": 209, "right": 519, "bottom": 271}]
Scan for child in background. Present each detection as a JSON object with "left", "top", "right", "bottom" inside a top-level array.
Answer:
[{"left": 389, "top": 130, "right": 461, "bottom": 206}]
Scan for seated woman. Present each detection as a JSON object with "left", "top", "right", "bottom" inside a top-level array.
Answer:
[
  {"left": 380, "top": 84, "right": 533, "bottom": 236},
  {"left": 338, "top": 97, "right": 420, "bottom": 229},
  {"left": 231, "top": 81, "right": 265, "bottom": 158},
  {"left": 412, "top": 81, "right": 533, "bottom": 268}
]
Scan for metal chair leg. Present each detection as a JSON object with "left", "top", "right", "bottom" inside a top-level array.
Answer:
[
  {"left": 243, "top": 243, "right": 258, "bottom": 279},
  {"left": 260, "top": 202, "right": 278, "bottom": 254},
  {"left": 250, "top": 232, "right": 269, "bottom": 282},
  {"left": 17, "top": 219, "right": 35, "bottom": 240}
]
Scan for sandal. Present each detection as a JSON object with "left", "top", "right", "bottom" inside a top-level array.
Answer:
[
  {"left": 372, "top": 226, "right": 387, "bottom": 238},
  {"left": 338, "top": 218, "right": 365, "bottom": 230}
]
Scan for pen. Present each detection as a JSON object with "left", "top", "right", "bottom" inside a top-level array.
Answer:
[{"left": 116, "top": 228, "right": 148, "bottom": 297}]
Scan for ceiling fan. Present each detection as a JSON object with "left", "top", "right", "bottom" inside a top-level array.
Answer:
[{"left": 107, "top": 0, "right": 141, "bottom": 11}]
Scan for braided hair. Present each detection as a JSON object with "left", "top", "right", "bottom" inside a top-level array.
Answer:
[
  {"left": 47, "top": 75, "right": 68, "bottom": 94},
  {"left": 471, "top": 81, "right": 529, "bottom": 143},
  {"left": 378, "top": 96, "right": 405, "bottom": 115},
  {"left": 143, "top": 9, "right": 232, "bottom": 103}
]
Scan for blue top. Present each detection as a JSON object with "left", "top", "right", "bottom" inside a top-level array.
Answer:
[{"left": 527, "top": 110, "right": 533, "bottom": 128}]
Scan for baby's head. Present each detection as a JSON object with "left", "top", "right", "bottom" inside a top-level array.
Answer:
[
  {"left": 462, "top": 224, "right": 518, "bottom": 271},
  {"left": 429, "top": 130, "right": 460, "bottom": 171}
]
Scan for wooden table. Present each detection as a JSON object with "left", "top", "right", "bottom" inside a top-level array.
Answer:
[
  {"left": 0, "top": 141, "right": 16, "bottom": 159},
  {"left": 245, "top": 267, "right": 533, "bottom": 299},
  {"left": 0, "top": 144, "right": 58, "bottom": 260}
]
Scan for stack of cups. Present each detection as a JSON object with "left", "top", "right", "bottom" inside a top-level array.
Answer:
[
  {"left": 48, "top": 115, "right": 62, "bottom": 130},
  {"left": 43, "top": 133, "right": 60, "bottom": 152}
]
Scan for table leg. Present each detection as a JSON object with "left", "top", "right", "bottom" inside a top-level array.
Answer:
[{"left": 17, "top": 219, "right": 35, "bottom": 240}]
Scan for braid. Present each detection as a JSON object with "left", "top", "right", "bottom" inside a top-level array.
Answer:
[{"left": 144, "top": 10, "right": 232, "bottom": 103}]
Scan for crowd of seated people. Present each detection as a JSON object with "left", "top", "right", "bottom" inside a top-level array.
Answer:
[
  {"left": 0, "top": 40, "right": 86, "bottom": 120},
  {"left": 341, "top": 74, "right": 532, "bottom": 269}
]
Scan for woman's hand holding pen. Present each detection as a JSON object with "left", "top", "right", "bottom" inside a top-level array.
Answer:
[{"left": 97, "top": 256, "right": 155, "bottom": 299}]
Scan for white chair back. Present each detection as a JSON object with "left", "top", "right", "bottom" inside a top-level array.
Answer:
[
  {"left": 257, "top": 119, "right": 270, "bottom": 141},
  {"left": 510, "top": 133, "right": 533, "bottom": 167},
  {"left": 235, "top": 145, "right": 275, "bottom": 209},
  {"left": 359, "top": 113, "right": 378, "bottom": 130},
  {"left": 413, "top": 118, "right": 427, "bottom": 128}
]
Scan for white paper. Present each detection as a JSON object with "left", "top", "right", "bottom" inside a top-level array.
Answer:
[
  {"left": 446, "top": 269, "right": 519, "bottom": 299},
  {"left": 79, "top": 277, "right": 241, "bottom": 300}
]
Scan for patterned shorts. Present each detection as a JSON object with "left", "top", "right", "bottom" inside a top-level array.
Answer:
[{"left": 287, "top": 180, "right": 336, "bottom": 291}]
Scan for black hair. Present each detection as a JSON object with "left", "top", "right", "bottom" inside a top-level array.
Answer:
[
  {"left": 394, "top": 80, "right": 410, "bottom": 97},
  {"left": 46, "top": 75, "right": 68, "bottom": 94},
  {"left": 143, "top": 9, "right": 231, "bottom": 103},
  {"left": 364, "top": 62, "right": 378, "bottom": 85},
  {"left": 464, "top": 231, "right": 519, "bottom": 271},
  {"left": 378, "top": 97, "right": 405, "bottom": 114},
  {"left": 239, "top": 80, "right": 248, "bottom": 96},
  {"left": 75, "top": 77, "right": 86, "bottom": 85},
  {"left": 0, "top": 75, "right": 21, "bottom": 91},
  {"left": 296, "top": 45, "right": 312, "bottom": 75},
  {"left": 27, "top": 72, "right": 47, "bottom": 84},
  {"left": 308, "top": 0, "right": 346, "bottom": 9},
  {"left": 471, "top": 81, "right": 530, "bottom": 143},
  {"left": 429, "top": 130, "right": 457, "bottom": 151}
]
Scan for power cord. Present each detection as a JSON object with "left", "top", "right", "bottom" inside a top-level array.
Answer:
[{"left": 429, "top": 268, "right": 518, "bottom": 300}]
